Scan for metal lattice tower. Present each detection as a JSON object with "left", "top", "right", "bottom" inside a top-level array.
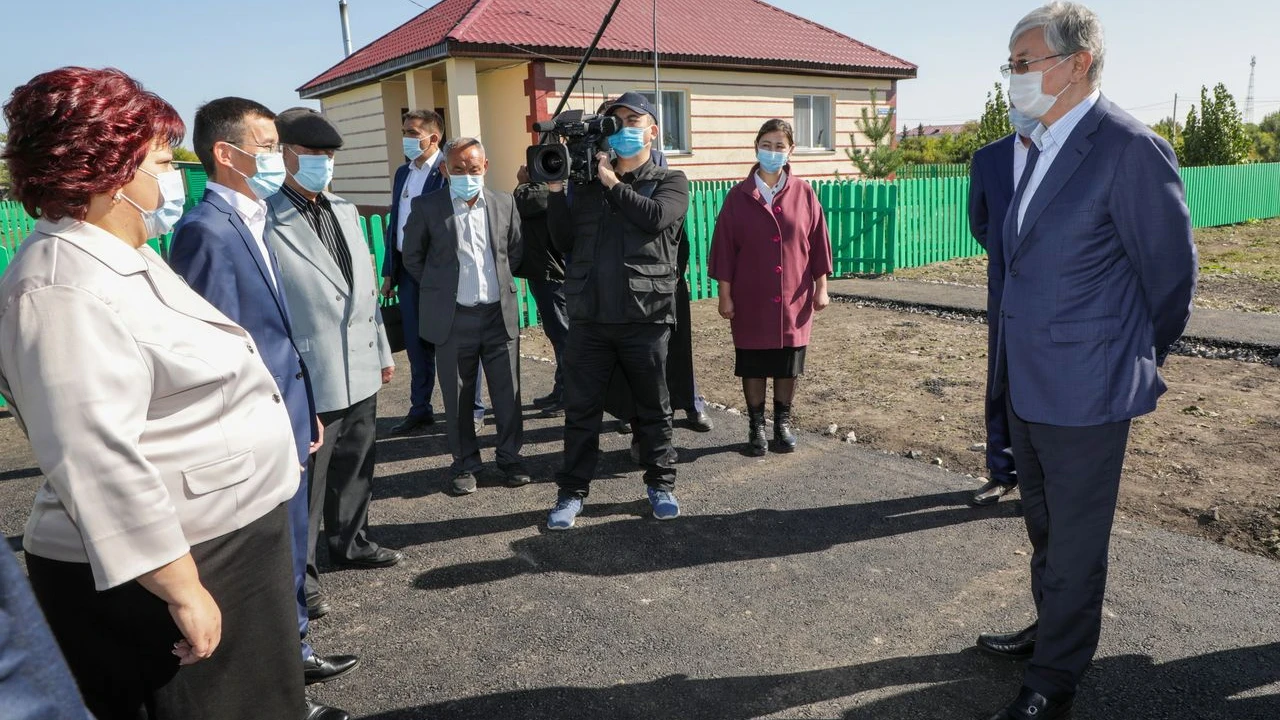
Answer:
[{"left": 1245, "top": 56, "right": 1257, "bottom": 123}]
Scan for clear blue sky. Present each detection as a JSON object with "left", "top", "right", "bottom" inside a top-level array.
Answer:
[{"left": 3, "top": 0, "right": 1277, "bottom": 142}]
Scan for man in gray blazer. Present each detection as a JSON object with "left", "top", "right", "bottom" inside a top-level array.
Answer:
[
  {"left": 267, "top": 108, "right": 403, "bottom": 620},
  {"left": 402, "top": 138, "right": 528, "bottom": 494}
]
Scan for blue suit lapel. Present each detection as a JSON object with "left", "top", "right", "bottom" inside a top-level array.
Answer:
[
  {"left": 994, "top": 135, "right": 1016, "bottom": 203},
  {"left": 203, "top": 190, "right": 293, "bottom": 332},
  {"left": 1009, "top": 97, "right": 1108, "bottom": 260},
  {"left": 1003, "top": 145, "right": 1039, "bottom": 266}
]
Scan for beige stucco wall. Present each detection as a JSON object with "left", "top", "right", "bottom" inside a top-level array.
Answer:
[
  {"left": 543, "top": 63, "right": 896, "bottom": 181},
  {"left": 476, "top": 62, "right": 533, "bottom": 193},
  {"left": 315, "top": 58, "right": 899, "bottom": 204},
  {"left": 321, "top": 83, "right": 397, "bottom": 206}
]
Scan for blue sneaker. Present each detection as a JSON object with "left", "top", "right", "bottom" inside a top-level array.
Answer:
[
  {"left": 647, "top": 487, "right": 680, "bottom": 520},
  {"left": 547, "top": 496, "right": 584, "bottom": 530}
]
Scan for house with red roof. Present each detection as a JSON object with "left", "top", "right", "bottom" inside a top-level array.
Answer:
[{"left": 297, "top": 0, "right": 916, "bottom": 204}]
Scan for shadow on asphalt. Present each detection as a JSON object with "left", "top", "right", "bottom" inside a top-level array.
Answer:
[
  {"left": 355, "top": 643, "right": 1280, "bottom": 719},
  {"left": 403, "top": 491, "right": 1016, "bottom": 590}
]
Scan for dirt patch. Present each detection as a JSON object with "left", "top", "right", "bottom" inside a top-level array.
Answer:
[
  {"left": 519, "top": 299, "right": 1280, "bottom": 560},
  {"left": 895, "top": 217, "right": 1280, "bottom": 314}
]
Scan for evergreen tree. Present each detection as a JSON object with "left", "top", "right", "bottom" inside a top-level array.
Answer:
[{"left": 847, "top": 89, "right": 904, "bottom": 179}]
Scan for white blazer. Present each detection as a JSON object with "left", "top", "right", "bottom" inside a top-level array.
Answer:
[{"left": 0, "top": 218, "right": 300, "bottom": 590}]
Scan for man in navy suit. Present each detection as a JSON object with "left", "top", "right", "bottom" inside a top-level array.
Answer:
[
  {"left": 170, "top": 97, "right": 357, "bottom": 720},
  {"left": 974, "top": 5, "right": 1197, "bottom": 719},
  {"left": 379, "top": 109, "right": 480, "bottom": 435},
  {"left": 967, "top": 111, "right": 1036, "bottom": 506}
]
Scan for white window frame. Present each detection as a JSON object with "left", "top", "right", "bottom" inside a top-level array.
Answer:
[
  {"left": 640, "top": 89, "right": 690, "bottom": 154},
  {"left": 793, "top": 94, "right": 834, "bottom": 151}
]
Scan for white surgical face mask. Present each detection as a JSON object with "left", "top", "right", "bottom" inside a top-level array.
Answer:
[
  {"left": 1008, "top": 106, "right": 1041, "bottom": 137},
  {"left": 119, "top": 169, "right": 186, "bottom": 239},
  {"left": 1007, "top": 54, "right": 1074, "bottom": 119}
]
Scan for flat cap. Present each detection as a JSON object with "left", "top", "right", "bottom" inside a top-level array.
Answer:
[{"left": 275, "top": 107, "right": 343, "bottom": 150}]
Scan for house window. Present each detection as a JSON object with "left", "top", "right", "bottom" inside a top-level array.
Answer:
[
  {"left": 793, "top": 95, "right": 833, "bottom": 150},
  {"left": 639, "top": 90, "right": 689, "bottom": 153}
]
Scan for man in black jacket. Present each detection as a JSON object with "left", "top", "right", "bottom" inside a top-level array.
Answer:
[
  {"left": 513, "top": 168, "right": 569, "bottom": 415},
  {"left": 544, "top": 92, "right": 689, "bottom": 530}
]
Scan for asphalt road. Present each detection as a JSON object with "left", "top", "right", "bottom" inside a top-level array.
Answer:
[{"left": 1, "top": 352, "right": 1277, "bottom": 719}]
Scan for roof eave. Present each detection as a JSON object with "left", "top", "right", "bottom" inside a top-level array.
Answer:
[
  {"left": 300, "top": 41, "right": 918, "bottom": 99},
  {"left": 297, "top": 41, "right": 451, "bottom": 99}
]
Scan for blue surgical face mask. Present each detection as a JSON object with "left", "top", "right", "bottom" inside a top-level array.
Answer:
[
  {"left": 1008, "top": 106, "right": 1041, "bottom": 138},
  {"left": 403, "top": 137, "right": 425, "bottom": 161},
  {"left": 756, "top": 148, "right": 789, "bottom": 174},
  {"left": 229, "top": 143, "right": 286, "bottom": 200},
  {"left": 119, "top": 168, "right": 186, "bottom": 239},
  {"left": 290, "top": 150, "right": 335, "bottom": 194},
  {"left": 608, "top": 126, "right": 650, "bottom": 159},
  {"left": 449, "top": 173, "right": 484, "bottom": 201}
]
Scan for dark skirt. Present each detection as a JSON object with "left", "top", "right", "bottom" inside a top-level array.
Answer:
[
  {"left": 26, "top": 504, "right": 303, "bottom": 720},
  {"left": 735, "top": 346, "right": 807, "bottom": 378}
]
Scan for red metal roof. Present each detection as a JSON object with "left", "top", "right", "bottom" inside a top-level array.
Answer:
[{"left": 299, "top": 0, "right": 916, "bottom": 95}]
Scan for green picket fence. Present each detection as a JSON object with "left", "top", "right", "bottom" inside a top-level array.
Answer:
[{"left": 897, "top": 163, "right": 970, "bottom": 180}]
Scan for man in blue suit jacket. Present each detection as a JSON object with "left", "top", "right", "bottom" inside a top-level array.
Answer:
[
  {"left": 968, "top": 123, "right": 1033, "bottom": 506},
  {"left": 170, "top": 98, "right": 357, "bottom": 720},
  {"left": 975, "top": 6, "right": 1197, "bottom": 720}
]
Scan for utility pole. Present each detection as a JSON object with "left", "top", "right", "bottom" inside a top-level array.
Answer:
[
  {"left": 1172, "top": 93, "right": 1178, "bottom": 141},
  {"left": 339, "top": 0, "right": 354, "bottom": 57},
  {"left": 652, "top": 0, "right": 664, "bottom": 145},
  {"left": 1245, "top": 56, "right": 1257, "bottom": 124}
]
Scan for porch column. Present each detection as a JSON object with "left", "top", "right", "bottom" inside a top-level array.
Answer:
[
  {"left": 445, "top": 58, "right": 482, "bottom": 140},
  {"left": 405, "top": 68, "right": 436, "bottom": 113}
]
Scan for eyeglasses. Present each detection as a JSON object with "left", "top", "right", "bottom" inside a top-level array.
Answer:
[
  {"left": 226, "top": 140, "right": 282, "bottom": 155},
  {"left": 1000, "top": 53, "right": 1069, "bottom": 78}
]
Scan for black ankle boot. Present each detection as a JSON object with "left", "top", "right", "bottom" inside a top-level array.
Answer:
[
  {"left": 773, "top": 401, "right": 797, "bottom": 452},
  {"left": 746, "top": 404, "right": 768, "bottom": 456}
]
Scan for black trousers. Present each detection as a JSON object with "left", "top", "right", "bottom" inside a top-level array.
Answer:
[
  {"left": 1005, "top": 395, "right": 1131, "bottom": 701},
  {"left": 307, "top": 391, "right": 379, "bottom": 595},
  {"left": 558, "top": 322, "right": 675, "bottom": 497},
  {"left": 436, "top": 303, "right": 523, "bottom": 474},
  {"left": 528, "top": 277, "right": 569, "bottom": 398},
  {"left": 26, "top": 505, "right": 303, "bottom": 720}
]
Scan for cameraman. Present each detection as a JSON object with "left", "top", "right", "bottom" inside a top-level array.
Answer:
[{"left": 544, "top": 92, "right": 690, "bottom": 530}]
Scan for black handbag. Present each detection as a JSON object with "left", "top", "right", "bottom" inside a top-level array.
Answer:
[{"left": 380, "top": 301, "right": 406, "bottom": 354}]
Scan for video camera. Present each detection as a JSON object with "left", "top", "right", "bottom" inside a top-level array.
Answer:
[{"left": 526, "top": 109, "right": 621, "bottom": 185}]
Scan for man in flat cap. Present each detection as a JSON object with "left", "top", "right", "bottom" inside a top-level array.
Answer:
[{"left": 267, "top": 108, "right": 403, "bottom": 625}]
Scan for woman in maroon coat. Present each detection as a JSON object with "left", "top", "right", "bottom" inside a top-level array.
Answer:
[{"left": 708, "top": 119, "right": 832, "bottom": 455}]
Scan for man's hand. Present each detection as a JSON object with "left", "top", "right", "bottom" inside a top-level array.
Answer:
[
  {"left": 516, "top": 165, "right": 531, "bottom": 185},
  {"left": 381, "top": 366, "right": 395, "bottom": 384},
  {"left": 596, "top": 152, "right": 619, "bottom": 189},
  {"left": 718, "top": 295, "right": 735, "bottom": 320},
  {"left": 309, "top": 416, "right": 325, "bottom": 455},
  {"left": 380, "top": 277, "right": 396, "bottom": 300}
]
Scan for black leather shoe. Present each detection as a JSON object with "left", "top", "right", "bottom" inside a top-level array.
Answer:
[
  {"left": 616, "top": 420, "right": 633, "bottom": 434},
  {"left": 685, "top": 409, "right": 714, "bottom": 432},
  {"left": 333, "top": 547, "right": 403, "bottom": 569},
  {"left": 389, "top": 413, "right": 433, "bottom": 436},
  {"left": 986, "top": 686, "right": 1073, "bottom": 719},
  {"left": 502, "top": 465, "right": 532, "bottom": 488},
  {"left": 305, "top": 593, "right": 330, "bottom": 620},
  {"left": 977, "top": 622, "right": 1037, "bottom": 660},
  {"left": 304, "top": 698, "right": 351, "bottom": 720},
  {"left": 302, "top": 653, "right": 360, "bottom": 685},
  {"left": 451, "top": 472, "right": 478, "bottom": 495},
  {"left": 972, "top": 479, "right": 1018, "bottom": 506},
  {"left": 538, "top": 400, "right": 566, "bottom": 417},
  {"left": 532, "top": 392, "right": 561, "bottom": 408}
]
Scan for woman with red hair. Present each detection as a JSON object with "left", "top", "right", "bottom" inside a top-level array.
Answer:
[{"left": 0, "top": 67, "right": 303, "bottom": 719}]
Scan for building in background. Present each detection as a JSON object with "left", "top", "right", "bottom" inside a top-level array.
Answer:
[{"left": 296, "top": 0, "right": 916, "bottom": 206}]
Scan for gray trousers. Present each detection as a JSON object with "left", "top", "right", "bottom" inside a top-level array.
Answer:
[{"left": 436, "top": 302, "right": 522, "bottom": 473}]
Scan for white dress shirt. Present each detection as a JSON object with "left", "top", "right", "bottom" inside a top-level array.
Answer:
[
  {"left": 452, "top": 191, "right": 500, "bottom": 306},
  {"left": 754, "top": 170, "right": 788, "bottom": 208},
  {"left": 1013, "top": 135, "right": 1031, "bottom": 190},
  {"left": 397, "top": 151, "right": 440, "bottom": 251},
  {"left": 206, "top": 181, "right": 277, "bottom": 288},
  {"left": 1017, "top": 89, "right": 1101, "bottom": 231}
]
